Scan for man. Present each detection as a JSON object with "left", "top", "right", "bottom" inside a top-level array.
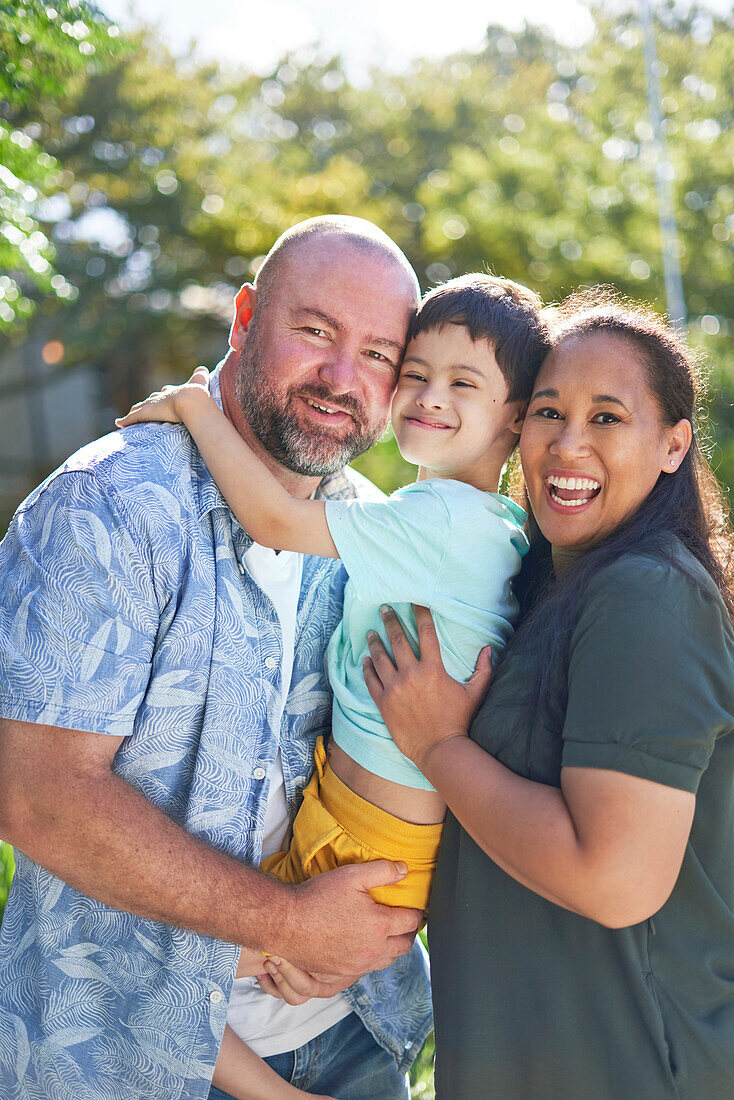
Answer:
[{"left": 0, "top": 216, "right": 431, "bottom": 1099}]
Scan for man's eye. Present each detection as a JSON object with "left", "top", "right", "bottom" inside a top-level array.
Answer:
[
  {"left": 303, "top": 327, "right": 326, "bottom": 337},
  {"left": 366, "top": 350, "right": 389, "bottom": 362}
]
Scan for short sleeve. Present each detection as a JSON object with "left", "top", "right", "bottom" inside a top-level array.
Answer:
[
  {"left": 324, "top": 483, "right": 450, "bottom": 605},
  {"left": 561, "top": 557, "right": 734, "bottom": 793},
  {"left": 0, "top": 472, "right": 159, "bottom": 737}
]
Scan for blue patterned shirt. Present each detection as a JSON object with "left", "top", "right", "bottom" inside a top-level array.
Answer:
[{"left": 0, "top": 368, "right": 431, "bottom": 1099}]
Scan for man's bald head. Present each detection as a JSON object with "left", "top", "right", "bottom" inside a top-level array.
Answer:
[{"left": 253, "top": 215, "right": 420, "bottom": 309}]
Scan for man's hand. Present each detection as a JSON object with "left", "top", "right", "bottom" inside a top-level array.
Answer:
[{"left": 271, "top": 860, "right": 421, "bottom": 981}]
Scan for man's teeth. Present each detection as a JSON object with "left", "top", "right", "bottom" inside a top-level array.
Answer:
[
  {"left": 308, "top": 400, "right": 338, "bottom": 414},
  {"left": 546, "top": 475, "right": 601, "bottom": 491}
]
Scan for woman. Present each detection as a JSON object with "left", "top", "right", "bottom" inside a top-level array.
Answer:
[{"left": 364, "top": 292, "right": 734, "bottom": 1098}]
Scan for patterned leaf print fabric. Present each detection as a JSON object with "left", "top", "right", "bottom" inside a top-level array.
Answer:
[{"left": 0, "top": 367, "right": 432, "bottom": 1099}]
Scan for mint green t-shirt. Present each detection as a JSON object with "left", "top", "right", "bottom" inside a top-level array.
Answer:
[{"left": 324, "top": 479, "right": 528, "bottom": 790}]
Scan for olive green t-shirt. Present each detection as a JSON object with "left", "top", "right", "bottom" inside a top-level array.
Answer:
[{"left": 428, "top": 545, "right": 734, "bottom": 1099}]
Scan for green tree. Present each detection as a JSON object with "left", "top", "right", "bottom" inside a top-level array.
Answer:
[
  {"left": 9, "top": 4, "right": 734, "bottom": 489},
  {"left": 0, "top": 842, "right": 14, "bottom": 921},
  {"left": 0, "top": 0, "right": 121, "bottom": 332}
]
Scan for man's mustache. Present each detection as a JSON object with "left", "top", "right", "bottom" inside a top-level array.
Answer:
[{"left": 296, "top": 385, "right": 366, "bottom": 424}]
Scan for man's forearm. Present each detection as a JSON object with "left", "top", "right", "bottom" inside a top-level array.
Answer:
[
  {"left": 3, "top": 741, "right": 290, "bottom": 951},
  {"left": 0, "top": 718, "right": 421, "bottom": 976}
]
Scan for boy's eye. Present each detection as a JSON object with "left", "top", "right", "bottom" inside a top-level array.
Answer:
[
  {"left": 452, "top": 380, "right": 475, "bottom": 388},
  {"left": 402, "top": 371, "right": 426, "bottom": 382}
]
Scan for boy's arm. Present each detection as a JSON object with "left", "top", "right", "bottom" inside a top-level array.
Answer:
[
  {"left": 116, "top": 371, "right": 338, "bottom": 558},
  {"left": 213, "top": 1024, "right": 335, "bottom": 1100}
]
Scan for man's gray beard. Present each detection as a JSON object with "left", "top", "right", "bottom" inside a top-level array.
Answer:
[{"left": 235, "top": 340, "right": 386, "bottom": 477}]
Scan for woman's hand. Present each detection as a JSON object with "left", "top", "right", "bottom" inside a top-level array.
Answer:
[
  {"left": 115, "top": 365, "right": 211, "bottom": 427},
  {"left": 363, "top": 604, "right": 493, "bottom": 776}
]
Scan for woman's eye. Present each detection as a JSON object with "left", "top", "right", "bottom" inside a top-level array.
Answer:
[
  {"left": 592, "top": 412, "right": 620, "bottom": 425},
  {"left": 533, "top": 406, "right": 562, "bottom": 419}
]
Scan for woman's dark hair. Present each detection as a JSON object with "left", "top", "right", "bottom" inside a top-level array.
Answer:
[
  {"left": 408, "top": 273, "right": 551, "bottom": 404},
  {"left": 504, "top": 287, "right": 734, "bottom": 731}
]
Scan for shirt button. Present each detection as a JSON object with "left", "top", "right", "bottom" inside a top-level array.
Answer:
[
  {"left": 264, "top": 656, "right": 278, "bottom": 669},
  {"left": 253, "top": 766, "right": 266, "bottom": 780},
  {"left": 237, "top": 561, "right": 245, "bottom": 575},
  {"left": 210, "top": 990, "right": 222, "bottom": 1004}
]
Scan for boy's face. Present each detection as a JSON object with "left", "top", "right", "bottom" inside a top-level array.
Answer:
[{"left": 391, "top": 324, "right": 523, "bottom": 490}]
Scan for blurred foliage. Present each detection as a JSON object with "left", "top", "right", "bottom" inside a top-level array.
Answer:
[
  {"left": 2, "top": 1, "right": 730, "bottom": 496},
  {"left": 0, "top": 0, "right": 122, "bottom": 331},
  {"left": 409, "top": 1030, "right": 435, "bottom": 1099},
  {"left": 0, "top": 841, "right": 14, "bottom": 922}
]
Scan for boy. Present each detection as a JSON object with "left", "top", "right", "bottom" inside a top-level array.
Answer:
[{"left": 117, "top": 274, "right": 549, "bottom": 1100}]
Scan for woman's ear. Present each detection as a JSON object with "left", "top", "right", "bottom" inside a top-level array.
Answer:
[{"left": 663, "top": 418, "right": 693, "bottom": 473}]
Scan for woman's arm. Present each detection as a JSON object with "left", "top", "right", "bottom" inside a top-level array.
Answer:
[
  {"left": 364, "top": 605, "right": 695, "bottom": 928},
  {"left": 116, "top": 370, "right": 338, "bottom": 558}
]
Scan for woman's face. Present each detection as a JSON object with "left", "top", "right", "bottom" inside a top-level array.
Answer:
[{"left": 520, "top": 331, "right": 688, "bottom": 550}]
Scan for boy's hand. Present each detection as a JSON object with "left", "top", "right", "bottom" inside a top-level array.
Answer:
[
  {"left": 115, "top": 366, "right": 211, "bottom": 427},
  {"left": 257, "top": 956, "right": 354, "bottom": 1005}
]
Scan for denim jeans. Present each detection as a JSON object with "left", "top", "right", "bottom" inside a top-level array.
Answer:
[{"left": 207, "top": 1011, "right": 410, "bottom": 1099}]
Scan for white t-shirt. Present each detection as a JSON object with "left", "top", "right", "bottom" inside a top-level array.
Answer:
[{"left": 226, "top": 541, "right": 351, "bottom": 1058}]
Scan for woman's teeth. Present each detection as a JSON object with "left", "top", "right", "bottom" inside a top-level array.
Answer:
[
  {"left": 552, "top": 495, "right": 592, "bottom": 508},
  {"left": 546, "top": 474, "right": 601, "bottom": 508},
  {"left": 547, "top": 475, "right": 601, "bottom": 492}
]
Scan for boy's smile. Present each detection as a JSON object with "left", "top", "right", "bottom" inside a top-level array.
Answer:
[{"left": 390, "top": 324, "right": 523, "bottom": 493}]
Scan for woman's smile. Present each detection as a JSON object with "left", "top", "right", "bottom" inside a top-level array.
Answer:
[
  {"left": 544, "top": 471, "right": 602, "bottom": 509},
  {"left": 521, "top": 331, "right": 685, "bottom": 549}
]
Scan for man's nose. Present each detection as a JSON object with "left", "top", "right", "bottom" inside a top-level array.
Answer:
[{"left": 317, "top": 348, "right": 361, "bottom": 394}]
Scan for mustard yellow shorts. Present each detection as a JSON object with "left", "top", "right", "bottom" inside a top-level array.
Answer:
[{"left": 261, "top": 737, "right": 443, "bottom": 910}]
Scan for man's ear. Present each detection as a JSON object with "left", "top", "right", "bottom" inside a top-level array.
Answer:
[
  {"left": 229, "top": 284, "right": 257, "bottom": 350},
  {"left": 507, "top": 400, "right": 527, "bottom": 436}
]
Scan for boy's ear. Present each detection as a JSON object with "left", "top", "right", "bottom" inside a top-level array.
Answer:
[
  {"left": 229, "top": 284, "right": 257, "bottom": 350},
  {"left": 508, "top": 400, "right": 527, "bottom": 436}
]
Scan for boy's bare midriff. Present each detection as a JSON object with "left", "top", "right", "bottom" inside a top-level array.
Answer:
[{"left": 327, "top": 740, "right": 446, "bottom": 825}]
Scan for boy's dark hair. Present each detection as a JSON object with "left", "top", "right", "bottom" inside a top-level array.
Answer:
[{"left": 408, "top": 273, "right": 551, "bottom": 403}]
